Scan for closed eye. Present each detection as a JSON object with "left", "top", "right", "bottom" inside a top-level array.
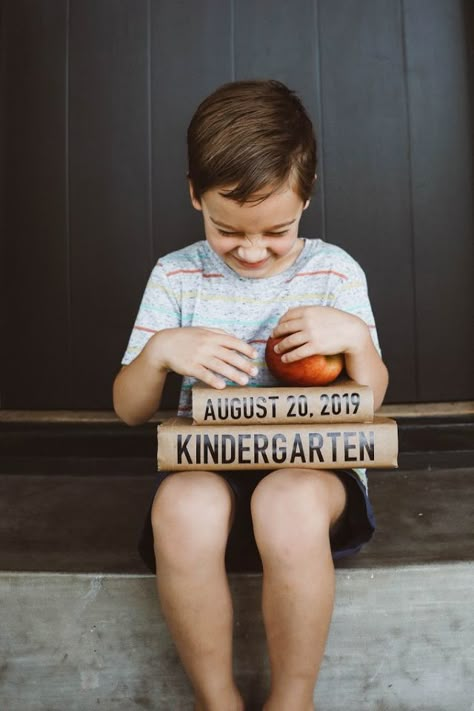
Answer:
[{"left": 217, "top": 229, "right": 289, "bottom": 237}]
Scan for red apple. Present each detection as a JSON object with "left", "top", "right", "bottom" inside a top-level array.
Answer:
[{"left": 265, "top": 336, "right": 344, "bottom": 386}]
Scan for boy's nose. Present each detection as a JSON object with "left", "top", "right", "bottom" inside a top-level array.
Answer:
[
  {"left": 237, "top": 240, "right": 267, "bottom": 262},
  {"left": 236, "top": 238, "right": 267, "bottom": 263}
]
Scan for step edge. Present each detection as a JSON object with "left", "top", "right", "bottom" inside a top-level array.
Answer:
[
  {"left": 1, "top": 401, "right": 473, "bottom": 424},
  {"left": 1, "top": 560, "right": 473, "bottom": 580}
]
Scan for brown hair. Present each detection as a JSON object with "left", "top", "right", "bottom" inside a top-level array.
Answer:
[{"left": 187, "top": 80, "right": 317, "bottom": 204}]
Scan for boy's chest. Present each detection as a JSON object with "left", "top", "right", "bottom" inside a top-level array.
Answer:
[{"left": 180, "top": 277, "right": 336, "bottom": 338}]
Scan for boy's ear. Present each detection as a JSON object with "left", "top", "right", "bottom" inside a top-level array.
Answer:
[
  {"left": 303, "top": 173, "right": 317, "bottom": 210},
  {"left": 188, "top": 179, "right": 202, "bottom": 211}
]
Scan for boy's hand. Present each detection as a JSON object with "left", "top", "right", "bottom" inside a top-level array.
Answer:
[
  {"left": 145, "top": 327, "right": 259, "bottom": 389},
  {"left": 271, "top": 306, "right": 367, "bottom": 363}
]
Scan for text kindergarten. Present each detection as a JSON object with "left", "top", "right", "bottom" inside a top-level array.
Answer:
[
  {"left": 176, "top": 429, "right": 375, "bottom": 466},
  {"left": 158, "top": 418, "right": 398, "bottom": 471}
]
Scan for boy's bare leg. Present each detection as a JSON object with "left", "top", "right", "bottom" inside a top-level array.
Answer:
[
  {"left": 251, "top": 468, "right": 347, "bottom": 711},
  {"left": 151, "top": 471, "right": 244, "bottom": 711}
]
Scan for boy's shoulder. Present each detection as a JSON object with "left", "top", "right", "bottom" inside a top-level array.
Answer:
[
  {"left": 305, "top": 238, "right": 366, "bottom": 278},
  {"left": 154, "top": 240, "right": 211, "bottom": 274}
]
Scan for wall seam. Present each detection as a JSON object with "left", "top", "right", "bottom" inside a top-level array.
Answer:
[
  {"left": 146, "top": 0, "right": 154, "bottom": 268},
  {"left": 65, "top": 0, "right": 73, "bottom": 404},
  {"left": 230, "top": 0, "right": 235, "bottom": 80},
  {"left": 0, "top": 1, "right": 7, "bottom": 406},
  {"left": 313, "top": 0, "right": 326, "bottom": 241},
  {"left": 400, "top": 0, "right": 420, "bottom": 401}
]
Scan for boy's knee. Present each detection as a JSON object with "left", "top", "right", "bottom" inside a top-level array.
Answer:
[
  {"left": 250, "top": 469, "right": 337, "bottom": 556},
  {"left": 151, "top": 471, "right": 234, "bottom": 559}
]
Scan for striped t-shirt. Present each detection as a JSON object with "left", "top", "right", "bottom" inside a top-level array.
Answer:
[
  {"left": 123, "top": 236, "right": 380, "bottom": 404},
  {"left": 123, "top": 238, "right": 381, "bottom": 488}
]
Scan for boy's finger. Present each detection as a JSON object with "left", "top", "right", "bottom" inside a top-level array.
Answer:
[
  {"left": 206, "top": 327, "right": 231, "bottom": 335},
  {"left": 217, "top": 349, "right": 259, "bottom": 377},
  {"left": 193, "top": 364, "right": 227, "bottom": 390},
  {"left": 280, "top": 343, "right": 315, "bottom": 363},
  {"left": 205, "top": 328, "right": 258, "bottom": 359},
  {"left": 273, "top": 332, "right": 307, "bottom": 354},
  {"left": 208, "top": 358, "right": 253, "bottom": 386},
  {"left": 223, "top": 336, "right": 258, "bottom": 360},
  {"left": 272, "top": 318, "right": 304, "bottom": 338},
  {"left": 277, "top": 306, "right": 304, "bottom": 322}
]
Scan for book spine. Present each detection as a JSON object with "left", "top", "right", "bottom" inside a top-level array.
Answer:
[
  {"left": 157, "top": 419, "right": 398, "bottom": 471},
  {"left": 192, "top": 384, "right": 374, "bottom": 424}
]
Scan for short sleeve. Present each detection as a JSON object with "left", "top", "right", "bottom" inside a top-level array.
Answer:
[
  {"left": 121, "top": 262, "right": 181, "bottom": 365},
  {"left": 332, "top": 260, "right": 382, "bottom": 356}
]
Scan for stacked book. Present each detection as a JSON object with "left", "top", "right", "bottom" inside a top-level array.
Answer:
[{"left": 157, "top": 380, "right": 398, "bottom": 470}]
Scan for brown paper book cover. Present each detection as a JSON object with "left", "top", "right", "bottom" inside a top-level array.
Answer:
[
  {"left": 157, "top": 417, "right": 398, "bottom": 471},
  {"left": 192, "top": 380, "right": 374, "bottom": 424}
]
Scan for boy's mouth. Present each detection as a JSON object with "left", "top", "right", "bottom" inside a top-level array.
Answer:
[{"left": 232, "top": 256, "right": 270, "bottom": 270}]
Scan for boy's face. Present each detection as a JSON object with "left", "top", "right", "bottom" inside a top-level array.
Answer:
[{"left": 190, "top": 183, "right": 309, "bottom": 278}]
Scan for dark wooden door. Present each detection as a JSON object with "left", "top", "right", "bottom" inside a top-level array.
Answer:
[{"left": 1, "top": 0, "right": 472, "bottom": 409}]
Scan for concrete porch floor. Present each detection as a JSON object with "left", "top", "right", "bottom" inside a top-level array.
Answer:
[{"left": 1, "top": 562, "right": 473, "bottom": 711}]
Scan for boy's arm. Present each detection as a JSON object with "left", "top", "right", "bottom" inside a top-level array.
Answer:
[
  {"left": 113, "top": 327, "right": 259, "bottom": 425},
  {"left": 272, "top": 306, "right": 388, "bottom": 410},
  {"left": 113, "top": 343, "right": 168, "bottom": 426},
  {"left": 340, "top": 320, "right": 389, "bottom": 410}
]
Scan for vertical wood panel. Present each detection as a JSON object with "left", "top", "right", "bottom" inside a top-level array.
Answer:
[
  {"left": 0, "top": 2, "right": 6, "bottom": 407},
  {"left": 69, "top": 0, "right": 150, "bottom": 408},
  {"left": 234, "top": 0, "right": 324, "bottom": 240},
  {"left": 149, "top": 0, "right": 233, "bottom": 409},
  {"left": 403, "top": 0, "right": 474, "bottom": 400},
  {"left": 318, "top": 0, "right": 417, "bottom": 402},
  {"left": 150, "top": 0, "right": 233, "bottom": 259},
  {"left": 2, "top": 0, "right": 69, "bottom": 408}
]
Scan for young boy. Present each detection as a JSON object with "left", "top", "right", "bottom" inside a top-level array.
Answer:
[{"left": 113, "top": 80, "right": 388, "bottom": 711}]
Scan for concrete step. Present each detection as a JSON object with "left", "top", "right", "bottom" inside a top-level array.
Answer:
[
  {"left": 1, "top": 563, "right": 473, "bottom": 710},
  {"left": 1, "top": 468, "right": 473, "bottom": 572},
  {"left": 0, "top": 413, "right": 473, "bottom": 474}
]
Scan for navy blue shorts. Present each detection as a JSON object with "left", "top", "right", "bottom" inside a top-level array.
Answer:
[{"left": 138, "top": 469, "right": 376, "bottom": 574}]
